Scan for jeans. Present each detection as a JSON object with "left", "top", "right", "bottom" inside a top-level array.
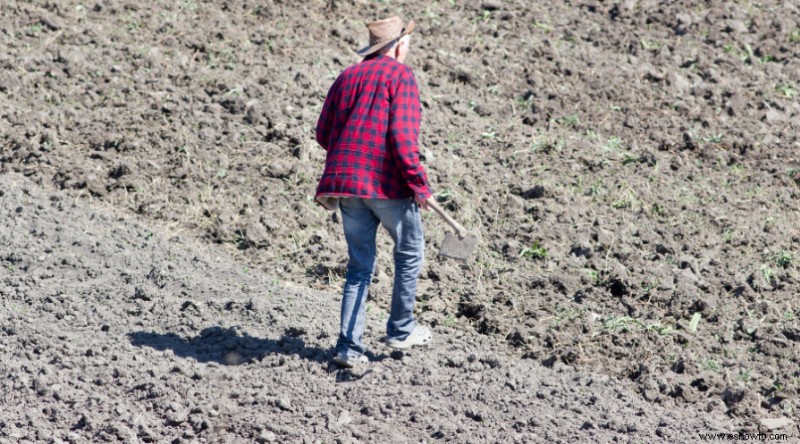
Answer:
[{"left": 336, "top": 197, "right": 424, "bottom": 357}]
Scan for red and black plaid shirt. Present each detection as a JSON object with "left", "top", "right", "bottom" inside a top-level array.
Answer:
[{"left": 315, "top": 54, "right": 432, "bottom": 203}]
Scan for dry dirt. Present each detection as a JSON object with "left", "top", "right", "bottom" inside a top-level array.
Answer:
[{"left": 2, "top": 0, "right": 800, "bottom": 442}]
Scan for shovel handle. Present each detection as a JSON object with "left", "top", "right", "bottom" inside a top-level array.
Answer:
[{"left": 426, "top": 199, "right": 467, "bottom": 238}]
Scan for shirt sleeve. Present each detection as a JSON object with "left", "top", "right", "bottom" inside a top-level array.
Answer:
[
  {"left": 388, "top": 67, "right": 432, "bottom": 201},
  {"left": 316, "top": 77, "right": 339, "bottom": 150}
]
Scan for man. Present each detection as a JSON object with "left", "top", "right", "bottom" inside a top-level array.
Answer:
[{"left": 314, "top": 16, "right": 434, "bottom": 367}]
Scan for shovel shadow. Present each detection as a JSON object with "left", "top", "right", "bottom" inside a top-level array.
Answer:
[{"left": 127, "top": 326, "right": 332, "bottom": 366}]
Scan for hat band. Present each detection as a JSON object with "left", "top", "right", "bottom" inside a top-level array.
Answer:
[{"left": 370, "top": 27, "right": 405, "bottom": 47}]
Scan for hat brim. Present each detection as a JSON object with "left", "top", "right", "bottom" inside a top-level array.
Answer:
[{"left": 356, "top": 20, "right": 415, "bottom": 56}]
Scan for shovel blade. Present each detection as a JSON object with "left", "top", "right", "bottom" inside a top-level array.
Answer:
[{"left": 438, "top": 232, "right": 477, "bottom": 260}]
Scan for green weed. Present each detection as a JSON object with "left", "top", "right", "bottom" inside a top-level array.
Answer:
[
  {"left": 604, "top": 316, "right": 643, "bottom": 333},
  {"left": 434, "top": 189, "right": 453, "bottom": 202},
  {"left": 741, "top": 43, "right": 755, "bottom": 62},
  {"left": 481, "top": 128, "right": 497, "bottom": 139},
  {"left": 646, "top": 322, "right": 674, "bottom": 336},
  {"left": 762, "top": 265, "right": 777, "bottom": 285},
  {"left": 622, "top": 153, "right": 637, "bottom": 165},
  {"left": 29, "top": 23, "right": 44, "bottom": 35},
  {"left": 553, "top": 306, "right": 585, "bottom": 327},
  {"left": 520, "top": 241, "right": 547, "bottom": 260},
  {"left": 612, "top": 198, "right": 632, "bottom": 209},
  {"left": 424, "top": 5, "right": 441, "bottom": 20},
  {"left": 739, "top": 369, "right": 751, "bottom": 383},
  {"left": 587, "top": 183, "right": 602, "bottom": 200},
  {"left": 722, "top": 229, "right": 735, "bottom": 243},
  {"left": 532, "top": 21, "right": 551, "bottom": 32},
  {"left": 640, "top": 39, "right": 662, "bottom": 50},
  {"left": 603, "top": 136, "right": 622, "bottom": 151},
  {"left": 775, "top": 84, "right": 797, "bottom": 98},
  {"left": 516, "top": 94, "right": 534, "bottom": 109},
  {"left": 603, "top": 315, "right": 674, "bottom": 335},
  {"left": 689, "top": 313, "right": 702, "bottom": 333},
  {"left": 701, "top": 359, "right": 720, "bottom": 372},
  {"left": 651, "top": 203, "right": 667, "bottom": 217},
  {"left": 770, "top": 251, "right": 793, "bottom": 268},
  {"left": 531, "top": 138, "right": 564, "bottom": 153},
  {"left": 558, "top": 114, "right": 579, "bottom": 127}
]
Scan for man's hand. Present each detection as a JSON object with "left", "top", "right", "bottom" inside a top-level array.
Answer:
[{"left": 416, "top": 195, "right": 434, "bottom": 211}]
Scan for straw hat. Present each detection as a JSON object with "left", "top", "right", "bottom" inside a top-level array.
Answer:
[{"left": 356, "top": 16, "right": 415, "bottom": 56}]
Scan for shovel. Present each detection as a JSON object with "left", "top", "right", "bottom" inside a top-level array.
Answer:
[{"left": 427, "top": 200, "right": 478, "bottom": 260}]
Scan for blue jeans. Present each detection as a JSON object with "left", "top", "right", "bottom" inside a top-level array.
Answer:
[{"left": 336, "top": 197, "right": 424, "bottom": 357}]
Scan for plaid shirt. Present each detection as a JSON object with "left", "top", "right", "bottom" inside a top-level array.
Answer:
[{"left": 315, "top": 54, "right": 432, "bottom": 205}]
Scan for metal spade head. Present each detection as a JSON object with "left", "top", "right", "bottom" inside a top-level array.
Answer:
[{"left": 438, "top": 232, "right": 478, "bottom": 260}]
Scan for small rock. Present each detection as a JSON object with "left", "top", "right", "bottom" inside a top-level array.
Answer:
[
  {"left": 682, "top": 131, "right": 697, "bottom": 150},
  {"left": 164, "top": 409, "right": 188, "bottom": 426},
  {"left": 86, "top": 176, "right": 108, "bottom": 196},
  {"left": 133, "top": 287, "right": 151, "bottom": 301},
  {"left": 264, "top": 160, "right": 293, "bottom": 179},
  {"left": 41, "top": 15, "right": 65, "bottom": 31},
  {"left": 428, "top": 299, "right": 445, "bottom": 312},
  {"left": 760, "top": 417, "right": 792, "bottom": 430},
  {"left": 465, "top": 409, "right": 484, "bottom": 422},
  {"left": 276, "top": 397, "right": 293, "bottom": 412},
  {"left": 336, "top": 410, "right": 352, "bottom": 426},
  {"left": 36, "top": 429, "right": 53, "bottom": 442},
  {"left": 258, "top": 430, "right": 277, "bottom": 443},
  {"left": 764, "top": 109, "right": 784, "bottom": 124},
  {"left": 725, "top": 20, "right": 748, "bottom": 34}
]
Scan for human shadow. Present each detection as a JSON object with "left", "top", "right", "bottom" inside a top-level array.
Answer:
[{"left": 127, "top": 326, "right": 333, "bottom": 366}]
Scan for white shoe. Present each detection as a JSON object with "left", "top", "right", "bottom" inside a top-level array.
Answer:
[
  {"left": 385, "top": 325, "right": 432, "bottom": 349},
  {"left": 333, "top": 352, "right": 368, "bottom": 368}
]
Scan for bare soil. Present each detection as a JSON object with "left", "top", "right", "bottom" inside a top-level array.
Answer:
[{"left": 2, "top": 0, "right": 800, "bottom": 442}]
